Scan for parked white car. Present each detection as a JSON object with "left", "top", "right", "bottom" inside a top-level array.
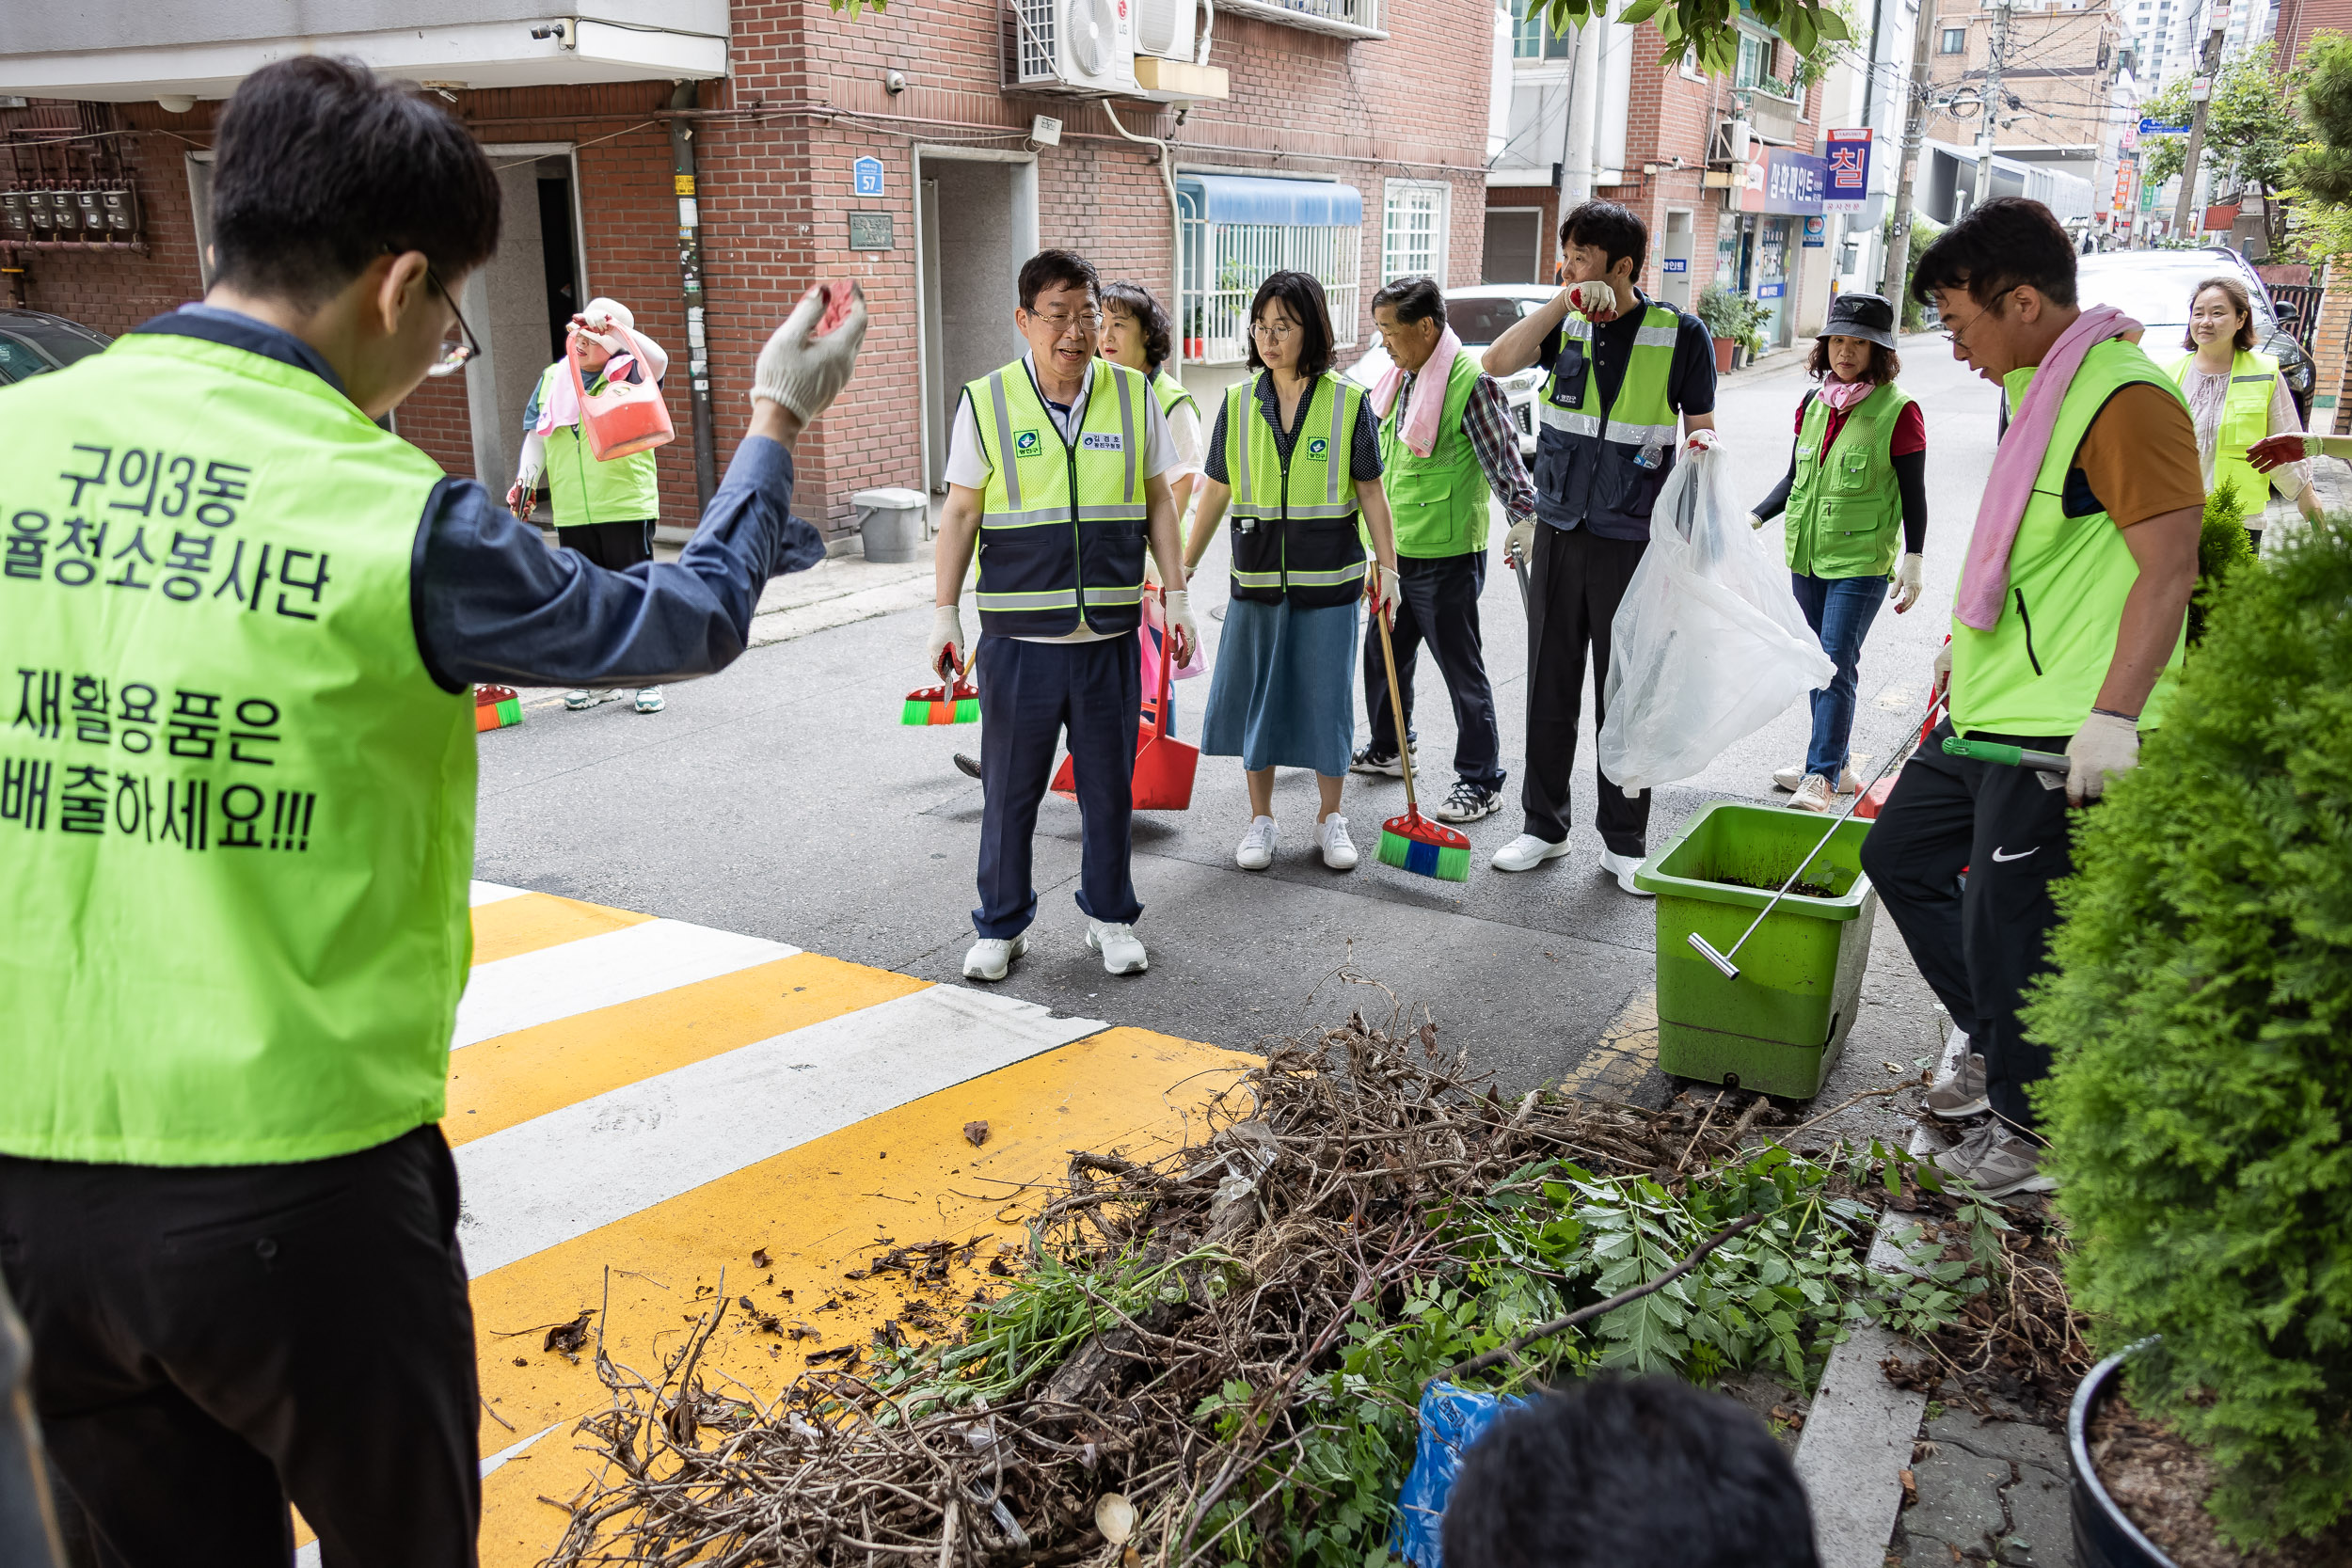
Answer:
[{"left": 1343, "top": 285, "right": 1553, "bottom": 456}]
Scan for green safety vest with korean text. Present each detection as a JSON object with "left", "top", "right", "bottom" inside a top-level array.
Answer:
[
  {"left": 1223, "top": 372, "right": 1367, "bottom": 608},
  {"left": 1531, "top": 297, "right": 1683, "bottom": 540},
  {"left": 535, "top": 359, "right": 661, "bottom": 527},
  {"left": 1951, "top": 339, "right": 2187, "bottom": 737},
  {"left": 2163, "top": 348, "right": 2279, "bottom": 523},
  {"left": 966, "top": 358, "right": 1151, "bottom": 638},
  {"left": 0, "top": 329, "right": 478, "bottom": 1166},
  {"left": 1786, "top": 382, "right": 1912, "bottom": 578},
  {"left": 1381, "top": 348, "right": 1492, "bottom": 561}
]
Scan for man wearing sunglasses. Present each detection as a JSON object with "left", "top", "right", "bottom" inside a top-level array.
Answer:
[{"left": 0, "top": 55, "right": 866, "bottom": 1565}]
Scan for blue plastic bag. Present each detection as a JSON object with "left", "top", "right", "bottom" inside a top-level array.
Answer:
[{"left": 1390, "top": 1382, "right": 1534, "bottom": 1567}]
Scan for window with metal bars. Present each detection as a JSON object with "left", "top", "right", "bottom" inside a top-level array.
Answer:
[{"left": 1178, "top": 219, "right": 1362, "bottom": 366}]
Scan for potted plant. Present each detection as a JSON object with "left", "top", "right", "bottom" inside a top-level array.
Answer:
[
  {"left": 2026, "top": 517, "right": 2352, "bottom": 1563},
  {"left": 1696, "top": 284, "right": 1748, "bottom": 372}
]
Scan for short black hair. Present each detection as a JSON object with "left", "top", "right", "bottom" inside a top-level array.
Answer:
[
  {"left": 1103, "top": 279, "right": 1173, "bottom": 372},
  {"left": 1246, "top": 271, "right": 1338, "bottom": 378},
  {"left": 1910, "top": 196, "right": 2077, "bottom": 311},
  {"left": 210, "top": 55, "right": 500, "bottom": 308},
  {"left": 1441, "top": 1378, "right": 1822, "bottom": 1568},
  {"left": 1370, "top": 275, "right": 1447, "bottom": 328},
  {"left": 1561, "top": 199, "right": 1647, "bottom": 280},
  {"left": 1018, "top": 248, "right": 1100, "bottom": 312}
]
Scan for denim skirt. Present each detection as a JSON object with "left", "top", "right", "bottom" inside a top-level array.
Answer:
[{"left": 1200, "top": 595, "right": 1359, "bottom": 777}]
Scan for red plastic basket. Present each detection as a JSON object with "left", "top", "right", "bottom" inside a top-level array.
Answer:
[
  {"left": 1051, "top": 588, "right": 1198, "bottom": 811},
  {"left": 569, "top": 325, "right": 675, "bottom": 462}
]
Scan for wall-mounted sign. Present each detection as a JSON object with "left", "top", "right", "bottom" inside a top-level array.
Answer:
[
  {"left": 852, "top": 155, "right": 884, "bottom": 197},
  {"left": 848, "top": 212, "right": 895, "bottom": 250},
  {"left": 1801, "top": 214, "right": 1827, "bottom": 247},
  {"left": 1662, "top": 257, "right": 1690, "bottom": 274},
  {"left": 1740, "top": 148, "right": 1828, "bottom": 215},
  {"left": 1759, "top": 281, "right": 1787, "bottom": 299},
  {"left": 1822, "top": 128, "right": 1872, "bottom": 214}
]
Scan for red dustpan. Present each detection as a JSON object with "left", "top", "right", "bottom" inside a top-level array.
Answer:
[{"left": 1051, "top": 587, "right": 1198, "bottom": 811}]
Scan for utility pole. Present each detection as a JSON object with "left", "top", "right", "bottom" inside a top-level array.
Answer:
[
  {"left": 2171, "top": 2, "right": 2230, "bottom": 236},
  {"left": 1977, "top": 0, "right": 2010, "bottom": 166},
  {"left": 1881, "top": 0, "right": 1937, "bottom": 302},
  {"left": 667, "top": 79, "right": 718, "bottom": 515}
]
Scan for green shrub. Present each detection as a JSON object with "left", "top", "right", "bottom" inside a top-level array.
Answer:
[
  {"left": 2192, "top": 477, "right": 2259, "bottom": 646},
  {"left": 2028, "top": 515, "right": 2352, "bottom": 1548},
  {"left": 1696, "top": 284, "right": 1767, "bottom": 344}
]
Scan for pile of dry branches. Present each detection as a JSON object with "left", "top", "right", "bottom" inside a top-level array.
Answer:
[{"left": 537, "top": 1002, "right": 1913, "bottom": 1567}]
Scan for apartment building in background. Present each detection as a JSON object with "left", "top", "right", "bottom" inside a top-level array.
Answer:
[
  {"left": 0, "top": 0, "right": 1490, "bottom": 542},
  {"left": 1915, "top": 0, "right": 2122, "bottom": 231}
]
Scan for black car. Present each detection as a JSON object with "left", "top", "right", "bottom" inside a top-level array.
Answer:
[
  {"left": 0, "top": 308, "right": 111, "bottom": 384},
  {"left": 2074, "top": 248, "right": 2316, "bottom": 420}
]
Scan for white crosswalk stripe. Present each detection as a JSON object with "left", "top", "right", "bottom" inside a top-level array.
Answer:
[{"left": 451, "top": 917, "right": 798, "bottom": 1048}]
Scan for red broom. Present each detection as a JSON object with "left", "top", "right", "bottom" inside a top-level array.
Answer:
[{"left": 903, "top": 648, "right": 978, "bottom": 726}]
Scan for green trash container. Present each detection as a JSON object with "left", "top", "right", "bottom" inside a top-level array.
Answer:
[{"left": 1631, "top": 800, "right": 1878, "bottom": 1100}]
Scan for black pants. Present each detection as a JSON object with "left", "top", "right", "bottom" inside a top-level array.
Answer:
[
  {"left": 1859, "top": 720, "right": 2077, "bottom": 1129},
  {"left": 0, "top": 1125, "right": 481, "bottom": 1567},
  {"left": 1520, "top": 522, "right": 1651, "bottom": 855},
  {"left": 1361, "top": 551, "right": 1504, "bottom": 792},
  {"left": 557, "top": 518, "right": 656, "bottom": 571}
]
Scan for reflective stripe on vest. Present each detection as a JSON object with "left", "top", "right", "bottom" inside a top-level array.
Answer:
[
  {"left": 968, "top": 358, "right": 1149, "bottom": 634},
  {"left": 537, "top": 360, "right": 661, "bottom": 526},
  {"left": 2166, "top": 348, "right": 2279, "bottom": 521},
  {"left": 1951, "top": 340, "right": 2189, "bottom": 737},
  {"left": 0, "top": 329, "right": 476, "bottom": 1165},
  {"left": 1534, "top": 309, "right": 1680, "bottom": 446},
  {"left": 1223, "top": 372, "right": 1367, "bottom": 608}
]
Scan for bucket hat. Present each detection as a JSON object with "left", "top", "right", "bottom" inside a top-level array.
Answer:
[{"left": 1821, "top": 291, "right": 1898, "bottom": 350}]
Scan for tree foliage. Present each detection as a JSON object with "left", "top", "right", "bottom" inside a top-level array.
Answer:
[
  {"left": 1536, "top": 0, "right": 1850, "bottom": 72},
  {"left": 2139, "top": 40, "right": 2305, "bottom": 247},
  {"left": 2028, "top": 516, "right": 2352, "bottom": 1548}
]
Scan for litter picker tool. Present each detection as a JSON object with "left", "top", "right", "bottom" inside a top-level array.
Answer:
[
  {"left": 902, "top": 649, "right": 978, "bottom": 726},
  {"left": 1373, "top": 606, "right": 1470, "bottom": 882},
  {"left": 1509, "top": 553, "right": 1532, "bottom": 615},
  {"left": 1940, "top": 736, "right": 2069, "bottom": 775},
  {"left": 1686, "top": 694, "right": 1937, "bottom": 980}
]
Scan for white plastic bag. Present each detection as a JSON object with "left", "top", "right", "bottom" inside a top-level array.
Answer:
[{"left": 1597, "top": 445, "right": 1836, "bottom": 793}]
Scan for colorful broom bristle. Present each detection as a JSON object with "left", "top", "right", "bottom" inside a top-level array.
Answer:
[
  {"left": 901, "top": 684, "right": 980, "bottom": 725},
  {"left": 1377, "top": 809, "right": 1470, "bottom": 882},
  {"left": 473, "top": 685, "right": 523, "bottom": 732}
]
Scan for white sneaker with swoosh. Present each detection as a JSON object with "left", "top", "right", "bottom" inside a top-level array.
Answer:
[{"left": 1990, "top": 846, "right": 2039, "bottom": 863}]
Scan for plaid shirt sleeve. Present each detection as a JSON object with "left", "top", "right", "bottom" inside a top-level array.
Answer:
[{"left": 1460, "top": 373, "right": 1538, "bottom": 526}]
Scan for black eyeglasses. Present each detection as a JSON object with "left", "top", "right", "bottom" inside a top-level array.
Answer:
[{"left": 425, "top": 267, "right": 479, "bottom": 376}]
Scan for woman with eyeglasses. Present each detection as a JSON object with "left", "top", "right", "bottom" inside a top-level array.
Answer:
[
  {"left": 1184, "top": 271, "right": 1402, "bottom": 873},
  {"left": 2162, "top": 274, "right": 2318, "bottom": 552},
  {"left": 509, "top": 296, "right": 674, "bottom": 714}
]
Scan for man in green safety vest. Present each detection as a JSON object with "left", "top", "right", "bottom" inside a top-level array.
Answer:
[
  {"left": 1481, "top": 199, "right": 1720, "bottom": 893},
  {"left": 0, "top": 56, "right": 865, "bottom": 1560},
  {"left": 1861, "top": 198, "right": 2201, "bottom": 1199},
  {"left": 929, "top": 249, "right": 1194, "bottom": 986},
  {"left": 510, "top": 296, "right": 673, "bottom": 714},
  {"left": 1355, "top": 275, "right": 1538, "bottom": 825}
]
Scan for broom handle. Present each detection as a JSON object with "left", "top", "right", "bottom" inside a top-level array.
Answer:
[
  {"left": 1373, "top": 602, "right": 1419, "bottom": 816},
  {"left": 1153, "top": 585, "right": 1172, "bottom": 738}
]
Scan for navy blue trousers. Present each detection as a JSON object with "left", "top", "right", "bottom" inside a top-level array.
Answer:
[
  {"left": 1360, "top": 551, "right": 1504, "bottom": 791},
  {"left": 974, "top": 633, "right": 1143, "bottom": 940}
]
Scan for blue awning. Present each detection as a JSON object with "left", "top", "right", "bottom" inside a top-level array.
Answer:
[{"left": 1177, "top": 175, "right": 1362, "bottom": 228}]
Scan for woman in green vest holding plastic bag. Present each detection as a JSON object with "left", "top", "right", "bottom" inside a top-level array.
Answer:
[
  {"left": 1746, "top": 291, "right": 1930, "bottom": 813},
  {"left": 2164, "top": 274, "right": 2320, "bottom": 553},
  {"left": 1184, "top": 271, "right": 1400, "bottom": 873}
]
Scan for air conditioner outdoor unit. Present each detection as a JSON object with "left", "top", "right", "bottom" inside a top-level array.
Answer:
[
  {"left": 1006, "top": 0, "right": 1138, "bottom": 94},
  {"left": 1136, "top": 0, "right": 1197, "bottom": 61}
]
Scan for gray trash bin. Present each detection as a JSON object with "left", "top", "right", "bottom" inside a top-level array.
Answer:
[{"left": 853, "top": 486, "right": 928, "bottom": 563}]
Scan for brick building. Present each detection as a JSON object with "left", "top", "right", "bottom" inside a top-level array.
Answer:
[
  {"left": 1917, "top": 0, "right": 2127, "bottom": 232},
  {"left": 1, "top": 0, "right": 1490, "bottom": 542}
]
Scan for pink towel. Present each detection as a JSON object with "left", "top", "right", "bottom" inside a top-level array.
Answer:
[
  {"left": 1954, "top": 304, "right": 2137, "bottom": 630},
  {"left": 1369, "top": 327, "right": 1463, "bottom": 458}
]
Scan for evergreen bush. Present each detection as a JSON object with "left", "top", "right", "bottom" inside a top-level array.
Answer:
[
  {"left": 2191, "top": 477, "right": 2258, "bottom": 647},
  {"left": 2027, "top": 515, "right": 2352, "bottom": 1548}
]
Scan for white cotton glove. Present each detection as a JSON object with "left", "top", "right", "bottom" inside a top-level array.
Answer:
[
  {"left": 1890, "top": 552, "right": 1925, "bottom": 613},
  {"left": 1748, "top": 512, "right": 1767, "bottom": 531},
  {"left": 1681, "top": 428, "right": 1720, "bottom": 456},
  {"left": 928, "top": 603, "right": 967, "bottom": 682},
  {"left": 1502, "top": 518, "right": 1535, "bottom": 567},
  {"left": 752, "top": 282, "right": 870, "bottom": 423},
  {"left": 1164, "top": 588, "right": 1199, "bottom": 668},
  {"left": 1565, "top": 279, "right": 1620, "bottom": 321},
  {"left": 1364, "top": 562, "right": 1403, "bottom": 623},
  {"left": 1931, "top": 641, "right": 1953, "bottom": 704},
  {"left": 2065, "top": 709, "right": 2139, "bottom": 806}
]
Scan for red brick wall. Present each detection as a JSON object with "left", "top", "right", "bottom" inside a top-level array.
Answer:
[{"left": 2, "top": 100, "right": 214, "bottom": 329}]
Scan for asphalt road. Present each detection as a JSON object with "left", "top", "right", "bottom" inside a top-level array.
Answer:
[{"left": 474, "top": 331, "right": 2002, "bottom": 1106}]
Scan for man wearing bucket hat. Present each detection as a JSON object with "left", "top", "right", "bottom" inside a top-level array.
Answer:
[
  {"left": 511, "top": 296, "right": 674, "bottom": 713},
  {"left": 1743, "top": 291, "right": 1931, "bottom": 813}
]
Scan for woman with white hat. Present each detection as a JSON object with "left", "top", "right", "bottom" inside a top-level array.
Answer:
[{"left": 511, "top": 296, "right": 673, "bottom": 714}]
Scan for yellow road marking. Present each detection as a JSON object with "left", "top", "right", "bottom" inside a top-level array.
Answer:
[
  {"left": 1561, "top": 989, "right": 1660, "bottom": 1101},
  {"left": 469, "top": 892, "right": 655, "bottom": 965},
  {"left": 444, "top": 954, "right": 928, "bottom": 1146},
  {"left": 469, "top": 1025, "right": 1255, "bottom": 1567}
]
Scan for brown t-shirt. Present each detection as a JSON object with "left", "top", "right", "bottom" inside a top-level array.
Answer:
[{"left": 2069, "top": 383, "right": 2205, "bottom": 527}]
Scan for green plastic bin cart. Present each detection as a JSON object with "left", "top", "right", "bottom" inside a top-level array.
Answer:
[{"left": 1631, "top": 800, "right": 1879, "bottom": 1100}]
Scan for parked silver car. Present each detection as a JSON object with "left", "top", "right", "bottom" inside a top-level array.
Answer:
[
  {"left": 2073, "top": 248, "right": 2315, "bottom": 420},
  {"left": 1344, "top": 285, "right": 1553, "bottom": 456},
  {"left": 0, "top": 309, "right": 110, "bottom": 385}
]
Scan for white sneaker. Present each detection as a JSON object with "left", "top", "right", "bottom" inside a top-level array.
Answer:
[
  {"left": 1787, "top": 773, "right": 1835, "bottom": 813},
  {"left": 1773, "top": 762, "right": 1862, "bottom": 794},
  {"left": 634, "top": 687, "right": 665, "bottom": 714},
  {"left": 962, "top": 933, "right": 1027, "bottom": 982},
  {"left": 1599, "top": 848, "right": 1654, "bottom": 896},
  {"left": 1318, "top": 814, "right": 1359, "bottom": 870},
  {"left": 1236, "top": 816, "right": 1278, "bottom": 871},
  {"left": 1086, "top": 919, "right": 1148, "bottom": 974},
  {"left": 564, "top": 689, "right": 619, "bottom": 712},
  {"left": 1491, "top": 833, "right": 1571, "bottom": 873}
]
